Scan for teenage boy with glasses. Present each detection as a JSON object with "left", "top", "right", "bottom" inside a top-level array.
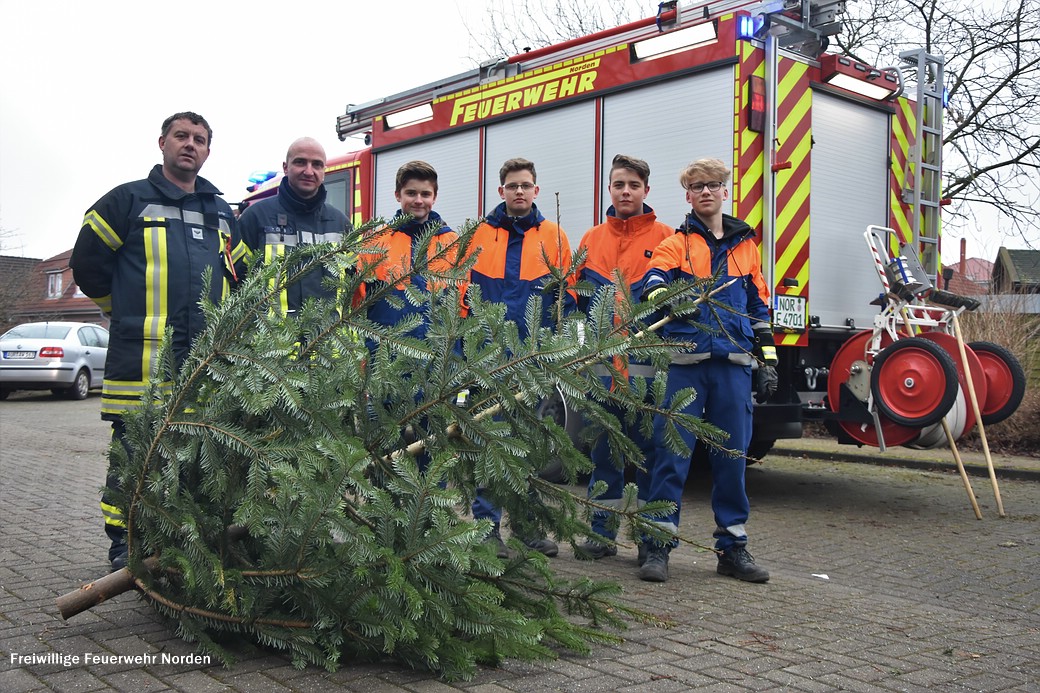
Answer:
[
  {"left": 465, "top": 157, "right": 578, "bottom": 558},
  {"left": 636, "top": 158, "right": 776, "bottom": 584}
]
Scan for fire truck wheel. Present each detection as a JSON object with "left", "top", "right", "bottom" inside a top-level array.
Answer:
[
  {"left": 746, "top": 439, "right": 774, "bottom": 464},
  {"left": 967, "top": 341, "right": 1027, "bottom": 425},
  {"left": 871, "top": 337, "right": 958, "bottom": 428}
]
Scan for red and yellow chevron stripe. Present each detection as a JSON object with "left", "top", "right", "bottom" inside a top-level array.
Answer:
[
  {"left": 772, "top": 58, "right": 811, "bottom": 348},
  {"left": 889, "top": 96, "right": 915, "bottom": 251},
  {"left": 736, "top": 42, "right": 813, "bottom": 348}
]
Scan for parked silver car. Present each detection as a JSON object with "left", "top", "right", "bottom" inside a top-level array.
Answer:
[{"left": 0, "top": 322, "right": 108, "bottom": 400}]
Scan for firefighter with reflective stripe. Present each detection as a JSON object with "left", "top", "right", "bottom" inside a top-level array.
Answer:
[
  {"left": 574, "top": 154, "right": 674, "bottom": 560},
  {"left": 239, "top": 137, "right": 352, "bottom": 315},
  {"left": 464, "top": 158, "right": 577, "bottom": 558},
  {"left": 637, "top": 158, "right": 776, "bottom": 584},
  {"left": 70, "top": 112, "right": 248, "bottom": 572}
]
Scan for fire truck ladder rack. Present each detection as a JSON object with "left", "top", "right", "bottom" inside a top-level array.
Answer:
[
  {"left": 335, "top": 0, "right": 828, "bottom": 142},
  {"left": 898, "top": 49, "right": 945, "bottom": 283}
]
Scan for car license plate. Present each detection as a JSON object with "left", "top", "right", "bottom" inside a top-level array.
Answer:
[
  {"left": 773, "top": 295, "right": 806, "bottom": 331},
  {"left": 3, "top": 351, "right": 36, "bottom": 359}
]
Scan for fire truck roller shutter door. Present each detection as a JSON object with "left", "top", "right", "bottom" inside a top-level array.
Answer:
[
  {"left": 808, "top": 90, "right": 890, "bottom": 331},
  {"left": 600, "top": 67, "right": 734, "bottom": 228},
  {"left": 483, "top": 100, "right": 596, "bottom": 247},
  {"left": 373, "top": 129, "right": 480, "bottom": 228}
]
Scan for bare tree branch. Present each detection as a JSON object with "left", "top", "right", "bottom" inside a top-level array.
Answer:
[
  {"left": 462, "top": 0, "right": 646, "bottom": 63},
  {"left": 838, "top": 0, "right": 1040, "bottom": 251}
]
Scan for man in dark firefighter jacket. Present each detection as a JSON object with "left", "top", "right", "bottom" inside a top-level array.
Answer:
[
  {"left": 239, "top": 137, "right": 351, "bottom": 314},
  {"left": 638, "top": 157, "right": 776, "bottom": 584},
  {"left": 71, "top": 111, "right": 249, "bottom": 572}
]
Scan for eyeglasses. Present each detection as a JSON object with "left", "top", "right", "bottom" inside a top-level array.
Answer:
[
  {"left": 687, "top": 181, "right": 724, "bottom": 193},
  {"left": 503, "top": 183, "right": 535, "bottom": 192}
]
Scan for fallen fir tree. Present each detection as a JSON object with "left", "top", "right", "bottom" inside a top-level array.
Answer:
[{"left": 57, "top": 219, "right": 726, "bottom": 680}]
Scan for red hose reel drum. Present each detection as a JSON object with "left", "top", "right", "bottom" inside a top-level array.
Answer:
[
  {"left": 827, "top": 330, "right": 918, "bottom": 447},
  {"left": 828, "top": 330, "right": 961, "bottom": 448}
]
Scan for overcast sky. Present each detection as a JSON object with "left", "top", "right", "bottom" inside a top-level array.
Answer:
[
  {"left": 0, "top": 0, "right": 1026, "bottom": 267},
  {"left": 0, "top": 0, "right": 482, "bottom": 261}
]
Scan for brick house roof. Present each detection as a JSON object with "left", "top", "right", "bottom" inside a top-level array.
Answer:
[
  {"left": 940, "top": 260, "right": 990, "bottom": 296},
  {"left": 992, "top": 247, "right": 1040, "bottom": 294},
  {"left": 7, "top": 249, "right": 108, "bottom": 328}
]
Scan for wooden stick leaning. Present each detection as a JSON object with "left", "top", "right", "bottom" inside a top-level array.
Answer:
[
  {"left": 941, "top": 418, "right": 983, "bottom": 520},
  {"left": 897, "top": 305, "right": 983, "bottom": 518},
  {"left": 951, "top": 312, "right": 1005, "bottom": 517}
]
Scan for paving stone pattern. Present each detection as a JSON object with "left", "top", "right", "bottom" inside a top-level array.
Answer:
[{"left": 2, "top": 392, "right": 1038, "bottom": 691}]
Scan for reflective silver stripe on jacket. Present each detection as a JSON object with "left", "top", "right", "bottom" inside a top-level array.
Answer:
[
  {"left": 591, "top": 363, "right": 658, "bottom": 378},
  {"left": 264, "top": 230, "right": 345, "bottom": 246},
  {"left": 140, "top": 205, "right": 232, "bottom": 233},
  {"left": 670, "top": 351, "right": 751, "bottom": 366},
  {"left": 670, "top": 352, "right": 710, "bottom": 365}
]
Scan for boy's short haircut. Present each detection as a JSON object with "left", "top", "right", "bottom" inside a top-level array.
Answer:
[
  {"left": 680, "top": 158, "right": 731, "bottom": 189},
  {"left": 396, "top": 160, "right": 439, "bottom": 193},
  {"left": 499, "top": 158, "right": 537, "bottom": 184},
  {"left": 610, "top": 154, "right": 651, "bottom": 185}
]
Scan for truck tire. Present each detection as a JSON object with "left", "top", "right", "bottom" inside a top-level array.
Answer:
[
  {"left": 746, "top": 439, "right": 775, "bottom": 463},
  {"left": 536, "top": 391, "right": 569, "bottom": 484}
]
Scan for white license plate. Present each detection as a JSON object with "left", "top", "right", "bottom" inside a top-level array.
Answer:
[
  {"left": 3, "top": 351, "right": 35, "bottom": 359},
  {"left": 773, "top": 295, "right": 806, "bottom": 331}
]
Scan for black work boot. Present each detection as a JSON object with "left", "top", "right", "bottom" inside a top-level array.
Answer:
[
  {"left": 717, "top": 546, "right": 770, "bottom": 583},
  {"left": 575, "top": 539, "right": 618, "bottom": 560},
  {"left": 520, "top": 536, "right": 559, "bottom": 557},
  {"left": 483, "top": 526, "right": 509, "bottom": 559},
  {"left": 106, "top": 525, "right": 128, "bottom": 572},
  {"left": 638, "top": 546, "right": 669, "bottom": 582}
]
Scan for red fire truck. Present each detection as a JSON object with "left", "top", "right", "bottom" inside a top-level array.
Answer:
[{"left": 242, "top": 0, "right": 1024, "bottom": 456}]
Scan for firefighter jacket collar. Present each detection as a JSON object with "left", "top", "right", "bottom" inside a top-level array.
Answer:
[
  {"left": 603, "top": 204, "right": 661, "bottom": 235},
  {"left": 680, "top": 211, "right": 755, "bottom": 245},
  {"left": 485, "top": 202, "right": 545, "bottom": 234},
  {"left": 147, "top": 164, "right": 222, "bottom": 200},
  {"left": 391, "top": 209, "right": 452, "bottom": 237},
  {"left": 147, "top": 165, "right": 224, "bottom": 232},
  {"left": 278, "top": 176, "right": 327, "bottom": 214}
]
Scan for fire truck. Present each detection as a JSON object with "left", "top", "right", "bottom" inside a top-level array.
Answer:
[{"left": 243, "top": 0, "right": 1024, "bottom": 457}]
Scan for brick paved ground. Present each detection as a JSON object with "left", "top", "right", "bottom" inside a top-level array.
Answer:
[{"left": 2, "top": 391, "right": 1037, "bottom": 692}]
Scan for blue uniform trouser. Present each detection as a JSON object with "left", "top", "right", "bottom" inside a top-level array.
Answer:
[
  {"left": 646, "top": 361, "right": 753, "bottom": 551},
  {"left": 471, "top": 493, "right": 502, "bottom": 526},
  {"left": 587, "top": 375, "right": 653, "bottom": 539}
]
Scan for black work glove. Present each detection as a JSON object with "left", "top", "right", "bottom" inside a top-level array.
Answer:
[
  {"left": 756, "top": 365, "right": 778, "bottom": 403},
  {"left": 753, "top": 327, "right": 778, "bottom": 403},
  {"left": 752, "top": 327, "right": 777, "bottom": 364}
]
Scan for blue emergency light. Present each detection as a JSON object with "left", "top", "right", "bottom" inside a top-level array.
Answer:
[
  {"left": 246, "top": 170, "right": 277, "bottom": 192},
  {"left": 737, "top": 15, "right": 762, "bottom": 40}
]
